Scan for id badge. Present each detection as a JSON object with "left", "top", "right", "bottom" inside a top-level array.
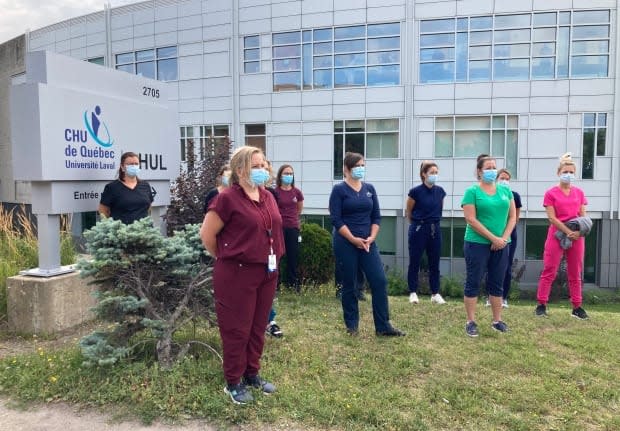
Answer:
[{"left": 268, "top": 253, "right": 277, "bottom": 272}]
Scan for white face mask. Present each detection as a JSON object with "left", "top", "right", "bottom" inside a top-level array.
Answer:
[{"left": 498, "top": 179, "right": 510, "bottom": 187}]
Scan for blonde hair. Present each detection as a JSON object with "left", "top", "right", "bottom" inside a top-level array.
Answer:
[
  {"left": 557, "top": 152, "right": 576, "bottom": 174},
  {"left": 419, "top": 160, "right": 438, "bottom": 182},
  {"left": 229, "top": 146, "right": 264, "bottom": 185},
  {"left": 497, "top": 168, "right": 511, "bottom": 180}
]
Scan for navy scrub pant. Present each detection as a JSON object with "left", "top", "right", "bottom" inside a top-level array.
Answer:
[
  {"left": 333, "top": 233, "right": 391, "bottom": 332},
  {"left": 282, "top": 227, "right": 300, "bottom": 290},
  {"left": 407, "top": 222, "right": 442, "bottom": 294},
  {"left": 464, "top": 241, "right": 509, "bottom": 298},
  {"left": 502, "top": 231, "right": 517, "bottom": 299}
]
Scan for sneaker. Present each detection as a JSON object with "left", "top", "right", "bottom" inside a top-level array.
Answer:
[
  {"left": 431, "top": 293, "right": 446, "bottom": 304},
  {"left": 376, "top": 326, "right": 406, "bottom": 337},
  {"left": 224, "top": 383, "right": 254, "bottom": 405},
  {"left": 502, "top": 299, "right": 509, "bottom": 309},
  {"left": 572, "top": 307, "right": 589, "bottom": 320},
  {"left": 491, "top": 321, "right": 509, "bottom": 332},
  {"left": 484, "top": 298, "right": 491, "bottom": 307},
  {"left": 243, "top": 375, "right": 276, "bottom": 394},
  {"left": 535, "top": 304, "right": 547, "bottom": 317},
  {"left": 266, "top": 322, "right": 283, "bottom": 338},
  {"left": 465, "top": 321, "right": 479, "bottom": 337},
  {"left": 409, "top": 292, "right": 419, "bottom": 304}
]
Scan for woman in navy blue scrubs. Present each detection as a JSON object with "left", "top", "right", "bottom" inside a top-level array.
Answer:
[
  {"left": 329, "top": 152, "right": 404, "bottom": 337},
  {"left": 406, "top": 161, "right": 447, "bottom": 305}
]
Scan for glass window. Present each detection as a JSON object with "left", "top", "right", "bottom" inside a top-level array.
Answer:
[
  {"left": 533, "top": 27, "right": 556, "bottom": 42},
  {"left": 493, "top": 44, "right": 530, "bottom": 57},
  {"left": 367, "top": 65, "right": 400, "bottom": 86},
  {"left": 245, "top": 124, "right": 266, "bottom": 153},
  {"left": 136, "top": 61, "right": 155, "bottom": 79},
  {"left": 245, "top": 35, "right": 259, "bottom": 48},
  {"left": 136, "top": 49, "right": 155, "bottom": 61},
  {"left": 532, "top": 57, "right": 555, "bottom": 79},
  {"left": 533, "top": 42, "right": 555, "bottom": 56},
  {"left": 494, "top": 14, "right": 530, "bottom": 28},
  {"left": 313, "top": 28, "right": 332, "bottom": 41},
  {"left": 368, "top": 22, "right": 400, "bottom": 37},
  {"left": 157, "top": 58, "right": 177, "bottom": 81},
  {"left": 420, "top": 19, "right": 455, "bottom": 33},
  {"left": 494, "top": 29, "right": 530, "bottom": 43},
  {"left": 116, "top": 52, "right": 134, "bottom": 64},
  {"left": 274, "top": 71, "right": 301, "bottom": 90},
  {"left": 335, "top": 53, "right": 365, "bottom": 67},
  {"left": 572, "top": 40, "right": 608, "bottom": 55},
  {"left": 533, "top": 12, "right": 557, "bottom": 26},
  {"left": 525, "top": 220, "right": 548, "bottom": 260},
  {"left": 469, "top": 31, "right": 492, "bottom": 44},
  {"left": 87, "top": 57, "right": 105, "bottom": 66},
  {"left": 375, "top": 217, "right": 396, "bottom": 255},
  {"left": 420, "top": 33, "right": 454, "bottom": 48},
  {"left": 314, "top": 55, "right": 333, "bottom": 68},
  {"left": 273, "top": 45, "right": 301, "bottom": 57},
  {"left": 367, "top": 119, "right": 399, "bottom": 132},
  {"left": 273, "top": 58, "right": 301, "bottom": 71},
  {"left": 573, "top": 10, "right": 610, "bottom": 24},
  {"left": 303, "top": 30, "right": 312, "bottom": 42},
  {"left": 334, "top": 39, "right": 365, "bottom": 53},
  {"left": 455, "top": 116, "right": 490, "bottom": 129},
  {"left": 334, "top": 67, "right": 365, "bottom": 87},
  {"left": 559, "top": 11, "right": 571, "bottom": 25},
  {"left": 367, "top": 132, "right": 398, "bottom": 158},
  {"left": 455, "top": 130, "right": 490, "bottom": 156},
  {"left": 273, "top": 31, "right": 300, "bottom": 45},
  {"left": 457, "top": 18, "right": 468, "bottom": 31},
  {"left": 116, "top": 63, "right": 134, "bottom": 74},
  {"left": 557, "top": 27, "right": 570, "bottom": 78},
  {"left": 572, "top": 25, "right": 609, "bottom": 39},
  {"left": 436, "top": 117, "right": 454, "bottom": 129},
  {"left": 367, "top": 37, "right": 400, "bottom": 51},
  {"left": 314, "top": 42, "right": 332, "bottom": 55},
  {"left": 334, "top": 25, "right": 365, "bottom": 39},
  {"left": 571, "top": 56, "right": 608, "bottom": 78},
  {"left": 470, "top": 17, "right": 492, "bottom": 30},
  {"left": 245, "top": 48, "right": 260, "bottom": 61},
  {"left": 368, "top": 51, "right": 400, "bottom": 64},
  {"left": 469, "top": 60, "right": 490, "bottom": 81},
  {"left": 245, "top": 62, "right": 259, "bottom": 73},
  {"left": 421, "top": 48, "right": 455, "bottom": 62},
  {"left": 435, "top": 131, "right": 453, "bottom": 157},
  {"left": 420, "top": 62, "right": 454, "bottom": 83},
  {"left": 494, "top": 59, "right": 530, "bottom": 80},
  {"left": 157, "top": 46, "right": 177, "bottom": 58},
  {"left": 584, "top": 221, "right": 598, "bottom": 283},
  {"left": 313, "top": 69, "right": 332, "bottom": 88}
]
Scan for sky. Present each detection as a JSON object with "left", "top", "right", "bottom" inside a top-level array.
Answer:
[{"left": 0, "top": 0, "right": 138, "bottom": 43}]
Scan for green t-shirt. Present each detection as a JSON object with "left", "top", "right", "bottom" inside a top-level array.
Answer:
[{"left": 461, "top": 184, "right": 513, "bottom": 244}]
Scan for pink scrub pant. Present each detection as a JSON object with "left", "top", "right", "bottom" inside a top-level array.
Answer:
[{"left": 536, "top": 229, "right": 585, "bottom": 308}]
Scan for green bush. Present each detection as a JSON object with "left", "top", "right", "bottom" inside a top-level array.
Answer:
[
  {"left": 385, "top": 266, "right": 408, "bottom": 296},
  {"left": 293, "top": 223, "right": 334, "bottom": 288},
  {"left": 440, "top": 275, "right": 464, "bottom": 298}
]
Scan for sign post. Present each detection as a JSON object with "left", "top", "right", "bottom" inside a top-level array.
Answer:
[{"left": 10, "top": 50, "right": 180, "bottom": 276}]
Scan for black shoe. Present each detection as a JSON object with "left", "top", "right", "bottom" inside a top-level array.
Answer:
[
  {"left": 346, "top": 327, "right": 358, "bottom": 336},
  {"left": 242, "top": 375, "right": 276, "bottom": 394},
  {"left": 572, "top": 307, "right": 589, "bottom": 320},
  {"left": 266, "top": 322, "right": 283, "bottom": 338},
  {"left": 376, "top": 326, "right": 405, "bottom": 337},
  {"left": 535, "top": 304, "right": 547, "bottom": 317}
]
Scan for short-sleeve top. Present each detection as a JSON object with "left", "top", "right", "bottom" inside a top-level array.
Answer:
[
  {"left": 273, "top": 187, "right": 304, "bottom": 229},
  {"left": 509, "top": 190, "right": 523, "bottom": 239},
  {"left": 100, "top": 179, "right": 153, "bottom": 224},
  {"left": 408, "top": 183, "right": 446, "bottom": 223},
  {"left": 329, "top": 182, "right": 381, "bottom": 238},
  {"left": 209, "top": 184, "right": 284, "bottom": 264},
  {"left": 461, "top": 184, "right": 513, "bottom": 244},
  {"left": 543, "top": 186, "right": 587, "bottom": 234}
]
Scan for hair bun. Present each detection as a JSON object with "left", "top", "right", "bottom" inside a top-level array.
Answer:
[{"left": 560, "top": 152, "right": 572, "bottom": 162}]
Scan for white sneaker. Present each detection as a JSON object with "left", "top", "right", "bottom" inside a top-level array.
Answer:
[
  {"left": 431, "top": 294, "right": 446, "bottom": 305},
  {"left": 409, "top": 292, "right": 419, "bottom": 304},
  {"left": 502, "top": 299, "right": 509, "bottom": 309}
]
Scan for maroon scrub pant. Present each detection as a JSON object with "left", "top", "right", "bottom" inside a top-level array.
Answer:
[{"left": 213, "top": 259, "right": 277, "bottom": 385}]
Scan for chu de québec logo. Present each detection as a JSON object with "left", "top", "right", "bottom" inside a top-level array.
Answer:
[{"left": 63, "top": 105, "right": 116, "bottom": 170}]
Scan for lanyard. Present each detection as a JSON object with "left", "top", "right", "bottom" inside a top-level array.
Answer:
[{"left": 250, "top": 193, "right": 274, "bottom": 252}]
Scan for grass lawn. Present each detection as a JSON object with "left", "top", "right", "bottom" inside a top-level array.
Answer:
[{"left": 1, "top": 287, "right": 619, "bottom": 430}]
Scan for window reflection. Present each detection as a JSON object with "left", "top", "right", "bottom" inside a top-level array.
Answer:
[{"left": 334, "top": 67, "right": 365, "bottom": 87}]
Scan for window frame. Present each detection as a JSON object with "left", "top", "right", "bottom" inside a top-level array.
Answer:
[{"left": 115, "top": 46, "right": 178, "bottom": 81}]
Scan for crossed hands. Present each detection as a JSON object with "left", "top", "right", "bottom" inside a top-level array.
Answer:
[
  {"left": 490, "top": 236, "right": 508, "bottom": 251},
  {"left": 351, "top": 236, "right": 374, "bottom": 252}
]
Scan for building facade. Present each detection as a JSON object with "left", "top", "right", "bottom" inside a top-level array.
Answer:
[{"left": 1, "top": 0, "right": 619, "bottom": 287}]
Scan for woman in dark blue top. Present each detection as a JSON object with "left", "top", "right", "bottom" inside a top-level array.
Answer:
[
  {"left": 329, "top": 152, "right": 404, "bottom": 337},
  {"left": 406, "top": 161, "right": 447, "bottom": 305}
]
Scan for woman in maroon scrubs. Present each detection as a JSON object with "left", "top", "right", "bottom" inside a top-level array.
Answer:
[{"left": 200, "top": 146, "right": 284, "bottom": 405}]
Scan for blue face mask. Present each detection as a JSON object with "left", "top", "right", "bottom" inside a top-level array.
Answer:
[
  {"left": 481, "top": 169, "right": 497, "bottom": 183},
  {"left": 281, "top": 174, "right": 294, "bottom": 185},
  {"left": 125, "top": 165, "right": 140, "bottom": 177},
  {"left": 351, "top": 166, "right": 365, "bottom": 180},
  {"left": 426, "top": 174, "right": 438, "bottom": 185},
  {"left": 250, "top": 168, "right": 269, "bottom": 187},
  {"left": 221, "top": 175, "right": 230, "bottom": 187},
  {"left": 560, "top": 173, "right": 575, "bottom": 184}
]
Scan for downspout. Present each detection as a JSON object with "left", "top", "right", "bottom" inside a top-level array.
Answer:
[{"left": 231, "top": 0, "right": 240, "bottom": 150}]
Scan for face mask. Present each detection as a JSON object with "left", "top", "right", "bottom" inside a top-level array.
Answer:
[
  {"left": 221, "top": 175, "right": 230, "bottom": 187},
  {"left": 351, "top": 166, "right": 365, "bottom": 180},
  {"left": 426, "top": 174, "right": 438, "bottom": 185},
  {"left": 281, "top": 174, "right": 294, "bottom": 185},
  {"left": 481, "top": 169, "right": 497, "bottom": 184},
  {"left": 498, "top": 179, "right": 510, "bottom": 187},
  {"left": 560, "top": 173, "right": 575, "bottom": 184},
  {"left": 250, "top": 168, "right": 269, "bottom": 187},
  {"left": 125, "top": 165, "right": 140, "bottom": 177}
]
